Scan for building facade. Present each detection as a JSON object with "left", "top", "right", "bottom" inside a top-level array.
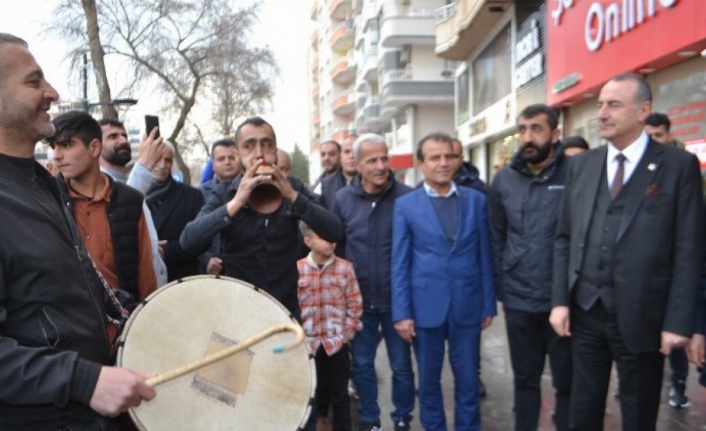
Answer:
[
  {"left": 309, "top": 0, "right": 456, "bottom": 185},
  {"left": 436, "top": 0, "right": 548, "bottom": 183}
]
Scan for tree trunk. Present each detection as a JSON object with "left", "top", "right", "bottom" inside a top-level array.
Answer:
[{"left": 81, "top": 0, "right": 118, "bottom": 119}]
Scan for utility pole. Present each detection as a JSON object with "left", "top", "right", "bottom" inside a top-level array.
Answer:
[{"left": 82, "top": 52, "right": 89, "bottom": 111}]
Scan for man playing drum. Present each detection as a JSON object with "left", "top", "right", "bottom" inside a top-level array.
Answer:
[{"left": 0, "top": 33, "right": 155, "bottom": 431}]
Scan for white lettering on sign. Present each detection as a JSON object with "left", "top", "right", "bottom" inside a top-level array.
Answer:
[
  {"left": 516, "top": 52, "right": 544, "bottom": 88},
  {"left": 552, "top": 0, "right": 678, "bottom": 51},
  {"left": 516, "top": 20, "right": 540, "bottom": 65},
  {"left": 551, "top": 0, "right": 575, "bottom": 26},
  {"left": 585, "top": 0, "right": 677, "bottom": 51}
]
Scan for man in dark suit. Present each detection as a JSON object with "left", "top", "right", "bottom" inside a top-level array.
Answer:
[
  {"left": 550, "top": 73, "right": 703, "bottom": 431},
  {"left": 146, "top": 142, "right": 204, "bottom": 281},
  {"left": 392, "top": 133, "right": 496, "bottom": 431}
]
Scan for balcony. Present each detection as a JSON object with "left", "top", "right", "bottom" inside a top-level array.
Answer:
[
  {"left": 379, "top": 0, "right": 441, "bottom": 48},
  {"left": 311, "top": 29, "right": 319, "bottom": 49},
  {"left": 331, "top": 91, "right": 356, "bottom": 115},
  {"left": 381, "top": 68, "right": 454, "bottom": 108},
  {"left": 311, "top": 0, "right": 318, "bottom": 20},
  {"left": 357, "top": 46, "right": 379, "bottom": 85},
  {"left": 312, "top": 85, "right": 320, "bottom": 99},
  {"left": 329, "top": 0, "right": 352, "bottom": 20},
  {"left": 329, "top": 22, "right": 355, "bottom": 53},
  {"left": 310, "top": 57, "right": 319, "bottom": 72},
  {"left": 435, "top": 0, "right": 504, "bottom": 60},
  {"left": 332, "top": 129, "right": 350, "bottom": 142},
  {"left": 331, "top": 55, "right": 356, "bottom": 84},
  {"left": 312, "top": 115, "right": 321, "bottom": 126},
  {"left": 362, "top": 95, "right": 381, "bottom": 127}
]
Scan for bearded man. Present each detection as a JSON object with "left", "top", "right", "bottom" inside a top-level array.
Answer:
[{"left": 488, "top": 104, "right": 572, "bottom": 431}]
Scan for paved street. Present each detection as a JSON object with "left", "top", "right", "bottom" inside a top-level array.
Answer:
[{"left": 350, "top": 308, "right": 706, "bottom": 431}]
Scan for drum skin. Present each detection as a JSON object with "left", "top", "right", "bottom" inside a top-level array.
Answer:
[{"left": 117, "top": 275, "right": 315, "bottom": 431}]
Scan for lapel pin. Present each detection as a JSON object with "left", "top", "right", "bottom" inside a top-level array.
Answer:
[{"left": 647, "top": 163, "right": 656, "bottom": 171}]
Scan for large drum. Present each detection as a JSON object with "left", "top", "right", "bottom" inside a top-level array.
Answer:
[{"left": 116, "top": 275, "right": 315, "bottom": 431}]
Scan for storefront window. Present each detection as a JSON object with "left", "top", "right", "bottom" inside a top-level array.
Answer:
[
  {"left": 653, "top": 71, "right": 706, "bottom": 143},
  {"left": 457, "top": 66, "right": 470, "bottom": 125},
  {"left": 487, "top": 133, "right": 518, "bottom": 181},
  {"left": 473, "top": 25, "right": 512, "bottom": 114}
]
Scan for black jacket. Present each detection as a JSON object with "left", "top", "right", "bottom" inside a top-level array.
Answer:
[
  {"left": 148, "top": 180, "right": 204, "bottom": 282},
  {"left": 488, "top": 148, "right": 569, "bottom": 313},
  {"left": 331, "top": 174, "right": 412, "bottom": 312},
  {"left": 0, "top": 154, "right": 110, "bottom": 430},
  {"left": 180, "top": 174, "right": 343, "bottom": 315}
]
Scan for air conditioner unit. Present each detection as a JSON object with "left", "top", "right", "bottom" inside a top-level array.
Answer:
[{"left": 399, "top": 45, "right": 411, "bottom": 64}]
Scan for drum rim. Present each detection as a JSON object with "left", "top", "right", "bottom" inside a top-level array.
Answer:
[{"left": 116, "top": 274, "right": 317, "bottom": 431}]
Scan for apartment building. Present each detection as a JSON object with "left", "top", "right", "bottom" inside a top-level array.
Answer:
[
  {"left": 309, "top": 0, "right": 456, "bottom": 185},
  {"left": 435, "top": 0, "right": 548, "bottom": 183}
]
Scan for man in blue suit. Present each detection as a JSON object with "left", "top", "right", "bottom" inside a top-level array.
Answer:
[{"left": 392, "top": 133, "right": 496, "bottom": 431}]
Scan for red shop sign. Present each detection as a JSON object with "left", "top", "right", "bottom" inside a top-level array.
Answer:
[{"left": 546, "top": 0, "right": 706, "bottom": 106}]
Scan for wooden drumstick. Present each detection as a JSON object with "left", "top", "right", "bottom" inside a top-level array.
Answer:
[{"left": 146, "top": 322, "right": 305, "bottom": 387}]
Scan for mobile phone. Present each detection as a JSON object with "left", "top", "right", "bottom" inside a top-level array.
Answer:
[{"left": 145, "top": 115, "right": 160, "bottom": 139}]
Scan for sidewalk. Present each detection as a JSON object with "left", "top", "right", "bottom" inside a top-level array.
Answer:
[{"left": 353, "top": 308, "right": 706, "bottom": 430}]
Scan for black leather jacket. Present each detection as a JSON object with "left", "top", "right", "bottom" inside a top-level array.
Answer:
[{"left": 0, "top": 154, "right": 110, "bottom": 430}]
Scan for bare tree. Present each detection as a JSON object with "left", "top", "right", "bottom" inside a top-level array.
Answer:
[
  {"left": 80, "top": 0, "right": 117, "bottom": 118},
  {"left": 49, "top": 0, "right": 277, "bottom": 184}
]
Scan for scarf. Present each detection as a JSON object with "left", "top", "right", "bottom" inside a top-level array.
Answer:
[{"left": 146, "top": 176, "right": 173, "bottom": 207}]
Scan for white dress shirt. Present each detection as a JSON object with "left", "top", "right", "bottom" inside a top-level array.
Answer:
[
  {"left": 606, "top": 131, "right": 649, "bottom": 188},
  {"left": 423, "top": 181, "right": 458, "bottom": 198}
]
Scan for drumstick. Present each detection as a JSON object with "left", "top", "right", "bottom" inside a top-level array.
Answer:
[{"left": 146, "top": 322, "right": 305, "bottom": 387}]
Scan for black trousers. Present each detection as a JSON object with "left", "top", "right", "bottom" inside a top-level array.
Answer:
[
  {"left": 314, "top": 343, "right": 352, "bottom": 431},
  {"left": 570, "top": 303, "right": 664, "bottom": 431},
  {"left": 54, "top": 417, "right": 122, "bottom": 431},
  {"left": 505, "top": 308, "right": 572, "bottom": 431}
]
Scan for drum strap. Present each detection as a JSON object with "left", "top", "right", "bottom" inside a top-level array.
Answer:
[{"left": 86, "top": 253, "right": 131, "bottom": 327}]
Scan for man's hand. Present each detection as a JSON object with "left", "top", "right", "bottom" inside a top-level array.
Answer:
[
  {"left": 687, "top": 333, "right": 705, "bottom": 368},
  {"left": 481, "top": 316, "right": 493, "bottom": 330},
  {"left": 226, "top": 160, "right": 267, "bottom": 216},
  {"left": 549, "top": 306, "right": 571, "bottom": 337},
  {"left": 89, "top": 367, "right": 156, "bottom": 417},
  {"left": 206, "top": 257, "right": 223, "bottom": 275},
  {"left": 157, "top": 240, "right": 167, "bottom": 259},
  {"left": 661, "top": 331, "right": 689, "bottom": 356},
  {"left": 268, "top": 162, "right": 298, "bottom": 203},
  {"left": 137, "top": 128, "right": 165, "bottom": 170},
  {"left": 394, "top": 319, "right": 415, "bottom": 344}
]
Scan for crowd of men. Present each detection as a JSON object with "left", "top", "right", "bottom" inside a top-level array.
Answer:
[{"left": 0, "top": 32, "right": 705, "bottom": 431}]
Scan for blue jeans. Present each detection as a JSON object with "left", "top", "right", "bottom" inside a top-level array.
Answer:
[{"left": 350, "top": 310, "right": 415, "bottom": 424}]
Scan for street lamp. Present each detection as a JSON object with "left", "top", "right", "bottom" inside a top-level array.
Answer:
[
  {"left": 81, "top": 53, "right": 139, "bottom": 112},
  {"left": 85, "top": 98, "right": 139, "bottom": 110}
]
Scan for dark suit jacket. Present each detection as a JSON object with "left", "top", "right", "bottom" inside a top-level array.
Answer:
[
  {"left": 150, "top": 181, "right": 204, "bottom": 281},
  {"left": 553, "top": 139, "right": 703, "bottom": 353}
]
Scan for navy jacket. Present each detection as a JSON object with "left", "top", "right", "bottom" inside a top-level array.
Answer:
[
  {"left": 455, "top": 161, "right": 487, "bottom": 195},
  {"left": 331, "top": 174, "right": 412, "bottom": 312}
]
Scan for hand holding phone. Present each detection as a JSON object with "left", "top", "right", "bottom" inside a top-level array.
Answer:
[{"left": 145, "top": 115, "right": 160, "bottom": 139}]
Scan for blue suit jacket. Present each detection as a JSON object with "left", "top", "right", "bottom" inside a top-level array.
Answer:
[{"left": 391, "top": 186, "right": 496, "bottom": 328}]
